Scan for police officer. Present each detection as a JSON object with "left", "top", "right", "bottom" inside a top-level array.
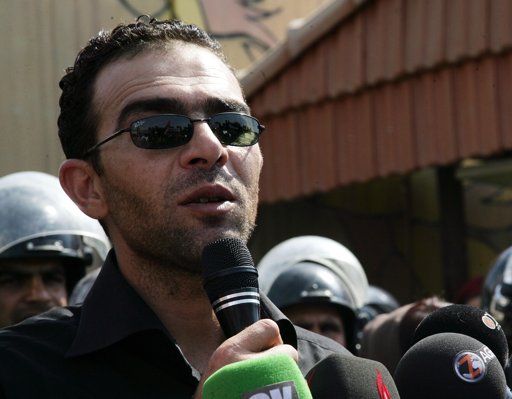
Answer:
[
  {"left": 0, "top": 171, "right": 110, "bottom": 327},
  {"left": 258, "top": 235, "right": 368, "bottom": 353}
]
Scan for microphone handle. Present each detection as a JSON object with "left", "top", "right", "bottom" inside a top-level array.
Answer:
[{"left": 211, "top": 287, "right": 260, "bottom": 338}]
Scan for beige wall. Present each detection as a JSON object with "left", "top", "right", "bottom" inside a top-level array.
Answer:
[{"left": 0, "top": 0, "right": 329, "bottom": 177}]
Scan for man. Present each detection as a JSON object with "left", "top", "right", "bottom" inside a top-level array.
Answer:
[
  {"left": 263, "top": 268, "right": 356, "bottom": 349},
  {"left": 0, "top": 18, "right": 348, "bottom": 398},
  {"left": 0, "top": 171, "right": 110, "bottom": 327},
  {"left": 258, "top": 235, "right": 369, "bottom": 353}
]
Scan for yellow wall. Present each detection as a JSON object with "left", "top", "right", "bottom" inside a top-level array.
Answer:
[{"left": 0, "top": 0, "right": 329, "bottom": 177}]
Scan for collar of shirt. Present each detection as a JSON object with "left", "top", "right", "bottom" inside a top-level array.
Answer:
[{"left": 66, "top": 250, "right": 297, "bottom": 358}]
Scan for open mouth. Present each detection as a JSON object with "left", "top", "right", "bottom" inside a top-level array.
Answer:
[
  {"left": 195, "top": 197, "right": 223, "bottom": 204},
  {"left": 181, "top": 185, "right": 235, "bottom": 206}
]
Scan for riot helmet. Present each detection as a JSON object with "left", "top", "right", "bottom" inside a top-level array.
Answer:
[
  {"left": 0, "top": 171, "right": 110, "bottom": 293},
  {"left": 481, "top": 246, "right": 512, "bottom": 347},
  {"left": 266, "top": 261, "right": 358, "bottom": 347},
  {"left": 258, "top": 236, "right": 369, "bottom": 308},
  {"left": 257, "top": 236, "right": 369, "bottom": 351}
]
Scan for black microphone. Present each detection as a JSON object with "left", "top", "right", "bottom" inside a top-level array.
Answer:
[
  {"left": 305, "top": 352, "right": 400, "bottom": 398},
  {"left": 394, "top": 332, "right": 511, "bottom": 398},
  {"left": 413, "top": 304, "right": 509, "bottom": 368},
  {"left": 202, "top": 237, "right": 260, "bottom": 338}
]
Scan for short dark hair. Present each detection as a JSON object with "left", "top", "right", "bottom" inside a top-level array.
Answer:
[{"left": 58, "top": 17, "right": 228, "bottom": 169}]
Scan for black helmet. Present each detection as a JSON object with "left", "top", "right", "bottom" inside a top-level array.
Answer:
[
  {"left": 267, "top": 261, "right": 356, "bottom": 309},
  {"left": 258, "top": 236, "right": 369, "bottom": 308},
  {"left": 0, "top": 171, "right": 110, "bottom": 293},
  {"left": 266, "top": 261, "right": 357, "bottom": 332},
  {"left": 481, "top": 246, "right": 512, "bottom": 346}
]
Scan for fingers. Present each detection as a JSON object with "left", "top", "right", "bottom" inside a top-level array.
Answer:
[
  {"left": 225, "top": 319, "right": 298, "bottom": 362},
  {"left": 230, "top": 319, "right": 283, "bottom": 352},
  {"left": 206, "top": 319, "right": 283, "bottom": 372},
  {"left": 197, "top": 319, "right": 299, "bottom": 396},
  {"left": 260, "top": 342, "right": 298, "bottom": 363}
]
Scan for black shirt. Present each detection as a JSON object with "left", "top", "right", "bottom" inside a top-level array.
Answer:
[{"left": 0, "top": 251, "right": 349, "bottom": 398}]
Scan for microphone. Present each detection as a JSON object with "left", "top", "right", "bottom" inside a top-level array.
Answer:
[
  {"left": 394, "top": 332, "right": 511, "bottom": 398},
  {"left": 413, "top": 304, "right": 509, "bottom": 368},
  {"left": 202, "top": 237, "right": 260, "bottom": 338},
  {"left": 203, "top": 353, "right": 313, "bottom": 399},
  {"left": 305, "top": 353, "right": 400, "bottom": 398}
]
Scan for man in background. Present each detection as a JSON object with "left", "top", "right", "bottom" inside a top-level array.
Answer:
[
  {"left": 0, "top": 171, "right": 109, "bottom": 327},
  {"left": 258, "top": 235, "right": 369, "bottom": 353}
]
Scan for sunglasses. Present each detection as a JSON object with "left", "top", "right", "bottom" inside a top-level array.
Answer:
[{"left": 83, "top": 112, "right": 265, "bottom": 158}]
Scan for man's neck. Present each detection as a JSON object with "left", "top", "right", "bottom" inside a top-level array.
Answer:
[{"left": 117, "top": 253, "right": 225, "bottom": 374}]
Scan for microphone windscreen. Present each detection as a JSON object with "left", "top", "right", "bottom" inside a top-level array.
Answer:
[
  {"left": 394, "top": 332, "right": 508, "bottom": 398},
  {"left": 413, "top": 304, "right": 509, "bottom": 368},
  {"left": 203, "top": 353, "right": 312, "bottom": 399},
  {"left": 202, "top": 238, "right": 255, "bottom": 274},
  {"left": 305, "top": 353, "right": 400, "bottom": 398}
]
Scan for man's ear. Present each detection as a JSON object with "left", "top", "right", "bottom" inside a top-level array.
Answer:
[{"left": 59, "top": 159, "right": 108, "bottom": 220}]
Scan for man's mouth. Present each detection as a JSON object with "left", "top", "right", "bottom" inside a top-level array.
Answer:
[
  {"left": 181, "top": 185, "right": 235, "bottom": 206},
  {"left": 195, "top": 197, "right": 223, "bottom": 204}
]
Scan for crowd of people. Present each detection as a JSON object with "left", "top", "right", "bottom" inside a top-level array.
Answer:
[{"left": 0, "top": 14, "right": 511, "bottom": 398}]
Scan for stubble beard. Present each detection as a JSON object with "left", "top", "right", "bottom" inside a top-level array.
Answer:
[{"left": 102, "top": 167, "right": 259, "bottom": 277}]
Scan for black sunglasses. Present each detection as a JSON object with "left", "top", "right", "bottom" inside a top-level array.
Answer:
[{"left": 82, "top": 112, "right": 265, "bottom": 158}]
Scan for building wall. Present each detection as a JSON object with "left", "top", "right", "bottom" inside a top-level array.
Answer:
[
  {"left": 0, "top": 0, "right": 328, "bottom": 177},
  {"left": 249, "top": 168, "right": 512, "bottom": 304}
]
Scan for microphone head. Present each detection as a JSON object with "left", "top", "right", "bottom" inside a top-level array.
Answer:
[
  {"left": 202, "top": 238, "right": 255, "bottom": 274},
  {"left": 306, "top": 353, "right": 400, "bottom": 398},
  {"left": 201, "top": 238, "right": 260, "bottom": 337},
  {"left": 201, "top": 237, "right": 259, "bottom": 301},
  {"left": 203, "top": 353, "right": 313, "bottom": 399},
  {"left": 394, "top": 332, "right": 508, "bottom": 398},
  {"left": 413, "top": 304, "right": 509, "bottom": 368}
]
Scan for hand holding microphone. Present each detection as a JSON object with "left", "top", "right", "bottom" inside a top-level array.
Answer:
[
  {"left": 197, "top": 238, "right": 299, "bottom": 398},
  {"left": 195, "top": 319, "right": 299, "bottom": 399}
]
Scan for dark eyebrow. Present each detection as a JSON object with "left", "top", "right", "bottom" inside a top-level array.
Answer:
[
  {"left": 117, "top": 97, "right": 251, "bottom": 127},
  {"left": 117, "top": 98, "right": 187, "bottom": 127},
  {"left": 201, "top": 97, "right": 250, "bottom": 115}
]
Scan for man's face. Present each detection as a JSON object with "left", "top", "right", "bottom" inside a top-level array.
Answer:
[
  {"left": 90, "top": 43, "right": 263, "bottom": 273},
  {"left": 284, "top": 303, "right": 347, "bottom": 347},
  {"left": 0, "top": 259, "right": 67, "bottom": 327}
]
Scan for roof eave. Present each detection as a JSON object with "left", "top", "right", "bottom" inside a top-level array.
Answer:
[{"left": 238, "top": 0, "right": 370, "bottom": 97}]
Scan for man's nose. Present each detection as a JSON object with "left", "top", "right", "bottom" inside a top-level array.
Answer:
[
  {"left": 178, "top": 120, "right": 229, "bottom": 169},
  {"left": 308, "top": 323, "right": 323, "bottom": 335},
  {"left": 25, "top": 276, "right": 51, "bottom": 302}
]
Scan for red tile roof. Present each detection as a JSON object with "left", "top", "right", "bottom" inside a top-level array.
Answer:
[{"left": 240, "top": 0, "right": 512, "bottom": 203}]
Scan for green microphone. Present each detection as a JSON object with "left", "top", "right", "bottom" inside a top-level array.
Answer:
[{"left": 203, "top": 353, "right": 313, "bottom": 399}]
